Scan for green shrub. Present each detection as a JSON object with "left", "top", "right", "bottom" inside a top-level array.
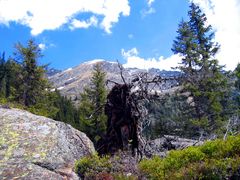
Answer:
[
  {"left": 74, "top": 152, "right": 139, "bottom": 179},
  {"left": 0, "top": 97, "right": 7, "bottom": 104},
  {"left": 139, "top": 135, "right": 240, "bottom": 180},
  {"left": 173, "top": 156, "right": 240, "bottom": 179},
  {"left": 74, "top": 153, "right": 112, "bottom": 179}
]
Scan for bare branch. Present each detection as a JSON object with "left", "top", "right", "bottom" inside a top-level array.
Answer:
[
  {"left": 224, "top": 118, "right": 232, "bottom": 141},
  {"left": 117, "top": 60, "right": 127, "bottom": 85},
  {"left": 106, "top": 79, "right": 119, "bottom": 86}
]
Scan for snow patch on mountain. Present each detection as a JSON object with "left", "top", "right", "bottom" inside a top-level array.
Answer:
[
  {"left": 84, "top": 59, "right": 105, "bottom": 65},
  {"left": 64, "top": 68, "right": 73, "bottom": 72},
  {"left": 57, "top": 86, "right": 65, "bottom": 90}
]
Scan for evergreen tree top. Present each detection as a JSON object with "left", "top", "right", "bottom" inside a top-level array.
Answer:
[
  {"left": 14, "top": 39, "right": 43, "bottom": 65},
  {"left": 172, "top": 2, "right": 221, "bottom": 72}
]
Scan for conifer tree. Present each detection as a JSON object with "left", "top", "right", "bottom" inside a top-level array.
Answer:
[
  {"left": 172, "top": 20, "right": 198, "bottom": 76},
  {"left": 4, "top": 59, "right": 16, "bottom": 98},
  {"left": 0, "top": 41, "right": 80, "bottom": 123},
  {"left": 78, "top": 63, "right": 107, "bottom": 144},
  {"left": 0, "top": 53, "right": 6, "bottom": 97},
  {"left": 235, "top": 64, "right": 240, "bottom": 114},
  {"left": 172, "top": 3, "right": 229, "bottom": 137},
  {"left": 53, "top": 90, "right": 79, "bottom": 125},
  {"left": 0, "top": 53, "right": 21, "bottom": 99},
  {"left": 14, "top": 39, "right": 48, "bottom": 106},
  {"left": 235, "top": 63, "right": 240, "bottom": 92}
]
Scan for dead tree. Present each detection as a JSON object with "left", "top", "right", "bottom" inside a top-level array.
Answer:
[{"left": 96, "top": 65, "right": 178, "bottom": 157}]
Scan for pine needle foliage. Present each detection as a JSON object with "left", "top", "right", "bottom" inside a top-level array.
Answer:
[
  {"left": 172, "top": 3, "right": 230, "bottom": 137},
  {"left": 79, "top": 63, "right": 107, "bottom": 144}
]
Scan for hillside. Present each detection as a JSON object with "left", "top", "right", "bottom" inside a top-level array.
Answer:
[{"left": 48, "top": 59, "right": 180, "bottom": 100}]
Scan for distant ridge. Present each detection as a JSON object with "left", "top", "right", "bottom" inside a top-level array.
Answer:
[{"left": 48, "top": 60, "right": 180, "bottom": 100}]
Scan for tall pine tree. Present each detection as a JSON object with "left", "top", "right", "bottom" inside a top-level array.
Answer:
[
  {"left": 14, "top": 39, "right": 49, "bottom": 107},
  {"left": 235, "top": 64, "right": 240, "bottom": 92},
  {"left": 0, "top": 53, "right": 6, "bottom": 97},
  {"left": 0, "top": 53, "right": 21, "bottom": 100},
  {"left": 172, "top": 3, "right": 229, "bottom": 137},
  {"left": 78, "top": 63, "right": 107, "bottom": 144},
  {"left": 235, "top": 63, "right": 240, "bottom": 114}
]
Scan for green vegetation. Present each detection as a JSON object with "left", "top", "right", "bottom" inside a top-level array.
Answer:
[
  {"left": 78, "top": 63, "right": 107, "bottom": 144},
  {"left": 74, "top": 153, "right": 138, "bottom": 180},
  {"left": 2, "top": 3, "right": 240, "bottom": 179},
  {"left": 74, "top": 153, "right": 112, "bottom": 179},
  {"left": 75, "top": 135, "right": 240, "bottom": 179},
  {"left": 140, "top": 4, "right": 240, "bottom": 178},
  {"left": 139, "top": 135, "right": 240, "bottom": 179},
  {"left": 143, "top": 2, "right": 240, "bottom": 140},
  {"left": 145, "top": 94, "right": 192, "bottom": 139},
  {"left": 235, "top": 63, "right": 240, "bottom": 114},
  {"left": 150, "top": 2, "right": 232, "bottom": 139},
  {"left": 52, "top": 90, "right": 79, "bottom": 126},
  {"left": 14, "top": 40, "right": 49, "bottom": 107},
  {"left": 0, "top": 40, "right": 79, "bottom": 123}
]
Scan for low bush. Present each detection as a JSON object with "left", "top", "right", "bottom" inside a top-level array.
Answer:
[
  {"left": 74, "top": 153, "right": 112, "bottom": 179},
  {"left": 74, "top": 152, "right": 138, "bottom": 179},
  {"left": 139, "top": 135, "right": 240, "bottom": 179}
]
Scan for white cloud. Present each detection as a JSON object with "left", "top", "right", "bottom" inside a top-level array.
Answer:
[
  {"left": 141, "top": 8, "right": 156, "bottom": 17},
  {"left": 0, "top": 0, "right": 130, "bottom": 35},
  {"left": 191, "top": 0, "right": 240, "bottom": 70},
  {"left": 70, "top": 16, "right": 98, "bottom": 30},
  {"left": 122, "top": 47, "right": 139, "bottom": 57},
  {"left": 122, "top": 48, "right": 182, "bottom": 70},
  {"left": 147, "top": 0, "right": 155, "bottom": 7},
  {"left": 38, "top": 40, "right": 56, "bottom": 50},
  {"left": 141, "top": 0, "right": 156, "bottom": 17},
  {"left": 38, "top": 43, "right": 46, "bottom": 50}
]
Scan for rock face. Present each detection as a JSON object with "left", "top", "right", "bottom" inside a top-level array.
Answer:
[
  {"left": 145, "top": 135, "right": 203, "bottom": 158},
  {"left": 0, "top": 107, "right": 95, "bottom": 179}
]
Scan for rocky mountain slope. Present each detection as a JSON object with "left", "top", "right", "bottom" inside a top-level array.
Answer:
[
  {"left": 48, "top": 59, "right": 180, "bottom": 100},
  {"left": 0, "top": 107, "right": 95, "bottom": 179},
  {"left": 46, "top": 68, "right": 62, "bottom": 77}
]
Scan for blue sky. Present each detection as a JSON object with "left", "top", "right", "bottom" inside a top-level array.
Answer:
[{"left": 0, "top": 0, "right": 239, "bottom": 70}]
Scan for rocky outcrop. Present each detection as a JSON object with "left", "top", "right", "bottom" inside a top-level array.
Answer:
[
  {"left": 0, "top": 107, "right": 95, "bottom": 179},
  {"left": 145, "top": 135, "right": 203, "bottom": 157}
]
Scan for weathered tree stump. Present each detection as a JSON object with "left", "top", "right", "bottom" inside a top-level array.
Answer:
[
  {"left": 97, "top": 84, "right": 140, "bottom": 156},
  {"left": 96, "top": 68, "right": 178, "bottom": 157}
]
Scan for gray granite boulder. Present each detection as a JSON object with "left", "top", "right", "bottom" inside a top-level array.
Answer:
[
  {"left": 0, "top": 107, "right": 95, "bottom": 179},
  {"left": 145, "top": 135, "right": 203, "bottom": 157}
]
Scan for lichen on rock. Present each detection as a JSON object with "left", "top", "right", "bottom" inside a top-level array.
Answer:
[{"left": 0, "top": 107, "right": 95, "bottom": 179}]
